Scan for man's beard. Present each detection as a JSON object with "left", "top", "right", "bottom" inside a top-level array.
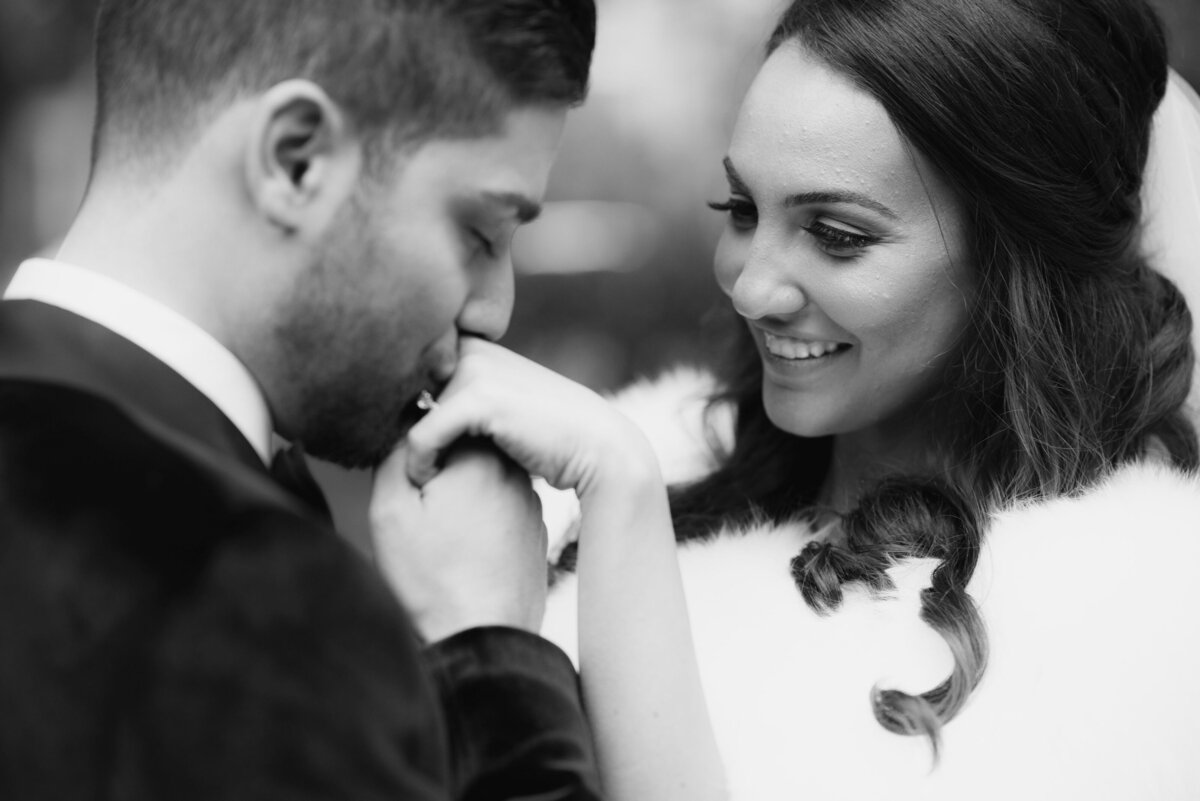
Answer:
[
  {"left": 270, "top": 196, "right": 427, "bottom": 470},
  {"left": 271, "top": 277, "right": 434, "bottom": 469},
  {"left": 291, "top": 369, "right": 423, "bottom": 469}
]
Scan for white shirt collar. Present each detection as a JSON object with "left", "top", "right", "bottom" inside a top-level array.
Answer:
[{"left": 3, "top": 258, "right": 274, "bottom": 464}]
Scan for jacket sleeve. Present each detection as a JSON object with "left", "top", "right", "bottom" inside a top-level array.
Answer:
[
  {"left": 423, "top": 627, "right": 604, "bottom": 801},
  {"left": 121, "top": 512, "right": 457, "bottom": 801},
  {"left": 127, "top": 512, "right": 601, "bottom": 801}
]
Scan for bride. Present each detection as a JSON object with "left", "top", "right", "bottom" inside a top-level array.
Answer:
[{"left": 392, "top": 0, "right": 1200, "bottom": 798}]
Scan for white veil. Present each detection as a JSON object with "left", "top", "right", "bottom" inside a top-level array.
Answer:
[{"left": 1142, "top": 69, "right": 1200, "bottom": 411}]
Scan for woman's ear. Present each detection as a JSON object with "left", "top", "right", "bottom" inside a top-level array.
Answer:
[{"left": 244, "top": 79, "right": 362, "bottom": 236}]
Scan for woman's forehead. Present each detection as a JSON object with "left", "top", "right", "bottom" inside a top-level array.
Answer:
[{"left": 728, "top": 42, "right": 950, "bottom": 219}]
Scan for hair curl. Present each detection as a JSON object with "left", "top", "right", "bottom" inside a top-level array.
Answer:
[{"left": 673, "top": 0, "right": 1198, "bottom": 759}]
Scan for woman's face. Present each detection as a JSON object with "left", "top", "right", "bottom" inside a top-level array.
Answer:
[{"left": 713, "top": 41, "right": 973, "bottom": 449}]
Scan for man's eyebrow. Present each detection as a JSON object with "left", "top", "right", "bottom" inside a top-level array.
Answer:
[
  {"left": 722, "top": 156, "right": 898, "bottom": 220},
  {"left": 482, "top": 191, "right": 542, "bottom": 223}
]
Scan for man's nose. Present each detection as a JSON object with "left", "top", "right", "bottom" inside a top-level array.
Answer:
[{"left": 457, "top": 256, "right": 515, "bottom": 342}]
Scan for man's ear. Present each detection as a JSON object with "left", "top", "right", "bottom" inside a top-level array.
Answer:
[{"left": 245, "top": 79, "right": 362, "bottom": 235}]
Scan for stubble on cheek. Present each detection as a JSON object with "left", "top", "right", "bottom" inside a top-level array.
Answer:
[
  {"left": 297, "top": 355, "right": 423, "bottom": 469},
  {"left": 272, "top": 291, "right": 423, "bottom": 468}
]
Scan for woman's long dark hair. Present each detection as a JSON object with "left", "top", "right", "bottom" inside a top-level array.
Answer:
[{"left": 672, "top": 0, "right": 1199, "bottom": 757}]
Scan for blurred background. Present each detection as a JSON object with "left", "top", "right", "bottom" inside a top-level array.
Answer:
[{"left": 2, "top": 0, "right": 1198, "bottom": 547}]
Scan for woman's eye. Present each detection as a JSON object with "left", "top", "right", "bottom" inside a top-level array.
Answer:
[
  {"left": 802, "top": 220, "right": 878, "bottom": 257},
  {"left": 707, "top": 198, "right": 758, "bottom": 231}
]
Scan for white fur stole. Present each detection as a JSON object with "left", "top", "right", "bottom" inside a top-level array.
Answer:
[{"left": 540, "top": 369, "right": 1200, "bottom": 801}]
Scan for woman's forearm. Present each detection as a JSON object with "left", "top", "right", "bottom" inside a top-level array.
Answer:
[
  {"left": 395, "top": 340, "right": 725, "bottom": 798},
  {"left": 575, "top": 454, "right": 728, "bottom": 801}
]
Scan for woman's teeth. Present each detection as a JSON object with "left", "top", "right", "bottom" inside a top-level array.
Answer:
[{"left": 763, "top": 332, "right": 847, "bottom": 360}]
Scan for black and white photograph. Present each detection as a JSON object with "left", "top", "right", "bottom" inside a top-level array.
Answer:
[{"left": 2, "top": 1, "right": 1199, "bottom": 799}]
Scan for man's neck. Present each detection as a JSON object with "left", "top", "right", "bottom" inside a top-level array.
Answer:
[
  {"left": 57, "top": 184, "right": 228, "bottom": 333},
  {"left": 4, "top": 257, "right": 276, "bottom": 463}
]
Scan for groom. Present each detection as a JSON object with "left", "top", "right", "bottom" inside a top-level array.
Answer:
[{"left": 0, "top": 1, "right": 601, "bottom": 799}]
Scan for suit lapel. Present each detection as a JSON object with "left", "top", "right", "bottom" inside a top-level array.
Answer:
[{"left": 0, "top": 299, "right": 265, "bottom": 474}]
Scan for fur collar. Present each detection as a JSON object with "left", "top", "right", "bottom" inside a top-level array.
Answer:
[{"left": 541, "top": 369, "right": 1200, "bottom": 800}]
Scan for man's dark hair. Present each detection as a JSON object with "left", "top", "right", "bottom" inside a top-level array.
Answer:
[{"left": 91, "top": 0, "right": 596, "bottom": 168}]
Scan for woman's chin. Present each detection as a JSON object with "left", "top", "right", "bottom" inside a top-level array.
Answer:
[{"left": 761, "top": 395, "right": 843, "bottom": 440}]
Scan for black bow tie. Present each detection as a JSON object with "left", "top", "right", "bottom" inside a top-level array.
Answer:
[{"left": 269, "top": 443, "right": 334, "bottom": 524}]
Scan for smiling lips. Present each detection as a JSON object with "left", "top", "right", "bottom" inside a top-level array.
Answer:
[{"left": 762, "top": 331, "right": 851, "bottom": 361}]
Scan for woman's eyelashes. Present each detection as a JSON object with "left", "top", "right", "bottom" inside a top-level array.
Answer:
[
  {"left": 709, "top": 198, "right": 880, "bottom": 258},
  {"left": 707, "top": 198, "right": 757, "bottom": 230},
  {"left": 801, "top": 220, "right": 879, "bottom": 257}
]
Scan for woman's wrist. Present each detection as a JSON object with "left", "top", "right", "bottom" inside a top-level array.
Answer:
[{"left": 576, "top": 423, "right": 665, "bottom": 504}]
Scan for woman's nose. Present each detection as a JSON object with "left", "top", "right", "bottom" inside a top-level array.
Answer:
[{"left": 724, "top": 240, "right": 807, "bottom": 320}]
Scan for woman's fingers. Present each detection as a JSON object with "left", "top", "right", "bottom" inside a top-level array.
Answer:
[
  {"left": 403, "top": 337, "right": 654, "bottom": 494},
  {"left": 404, "top": 390, "right": 492, "bottom": 486},
  {"left": 406, "top": 340, "right": 545, "bottom": 484}
]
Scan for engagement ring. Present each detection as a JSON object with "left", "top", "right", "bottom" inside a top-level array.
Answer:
[{"left": 416, "top": 390, "right": 439, "bottom": 411}]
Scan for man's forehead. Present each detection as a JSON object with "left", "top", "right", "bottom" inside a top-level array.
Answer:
[{"left": 391, "top": 106, "right": 565, "bottom": 212}]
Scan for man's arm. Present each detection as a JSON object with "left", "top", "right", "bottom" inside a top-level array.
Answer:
[
  {"left": 131, "top": 510, "right": 453, "bottom": 801},
  {"left": 371, "top": 440, "right": 603, "bottom": 800},
  {"left": 425, "top": 628, "right": 602, "bottom": 801}
]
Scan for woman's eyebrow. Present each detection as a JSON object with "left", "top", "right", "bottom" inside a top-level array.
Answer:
[
  {"left": 724, "top": 156, "right": 898, "bottom": 220},
  {"left": 785, "top": 190, "right": 898, "bottom": 220}
]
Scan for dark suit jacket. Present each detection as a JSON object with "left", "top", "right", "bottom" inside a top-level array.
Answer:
[{"left": 0, "top": 300, "right": 601, "bottom": 800}]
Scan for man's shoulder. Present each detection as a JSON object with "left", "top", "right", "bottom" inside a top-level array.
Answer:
[
  {"left": 0, "top": 378, "right": 386, "bottom": 617},
  {"left": 0, "top": 379, "right": 444, "bottom": 799},
  {"left": 0, "top": 379, "right": 283, "bottom": 529}
]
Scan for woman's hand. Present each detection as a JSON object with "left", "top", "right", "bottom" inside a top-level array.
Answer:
[
  {"left": 404, "top": 337, "right": 728, "bottom": 801},
  {"left": 404, "top": 337, "right": 661, "bottom": 500}
]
